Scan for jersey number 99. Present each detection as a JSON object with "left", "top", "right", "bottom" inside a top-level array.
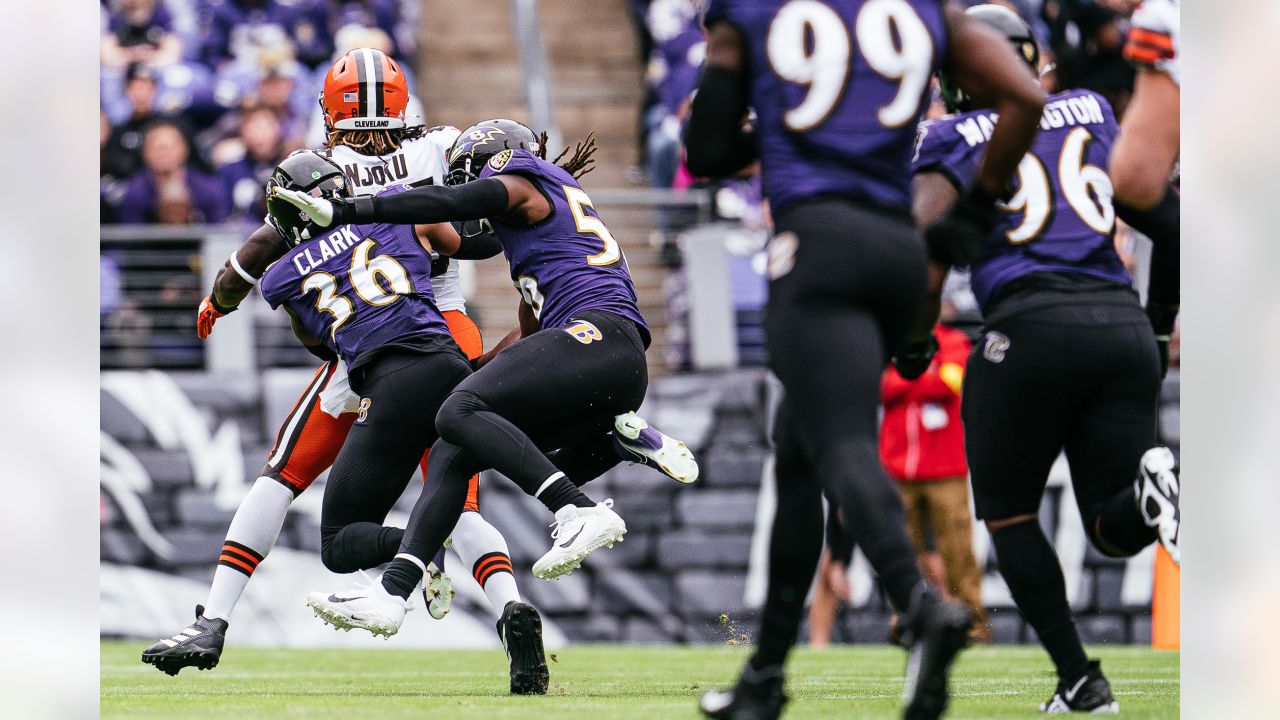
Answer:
[{"left": 766, "top": 0, "right": 934, "bottom": 131}]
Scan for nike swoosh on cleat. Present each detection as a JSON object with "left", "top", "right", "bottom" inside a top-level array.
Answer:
[
  {"left": 326, "top": 594, "right": 359, "bottom": 603},
  {"left": 557, "top": 526, "right": 586, "bottom": 548}
]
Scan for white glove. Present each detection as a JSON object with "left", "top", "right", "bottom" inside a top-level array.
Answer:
[{"left": 270, "top": 186, "right": 337, "bottom": 227}]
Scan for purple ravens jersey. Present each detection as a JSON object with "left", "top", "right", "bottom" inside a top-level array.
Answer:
[
  {"left": 260, "top": 187, "right": 451, "bottom": 366},
  {"left": 912, "top": 88, "right": 1132, "bottom": 310},
  {"left": 705, "top": 0, "right": 947, "bottom": 214},
  {"left": 478, "top": 149, "right": 649, "bottom": 337}
]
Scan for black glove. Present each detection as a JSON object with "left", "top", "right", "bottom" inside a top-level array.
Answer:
[
  {"left": 892, "top": 334, "right": 939, "bottom": 380},
  {"left": 925, "top": 185, "right": 1001, "bottom": 267},
  {"left": 429, "top": 252, "right": 450, "bottom": 277},
  {"left": 1146, "top": 301, "right": 1178, "bottom": 378}
]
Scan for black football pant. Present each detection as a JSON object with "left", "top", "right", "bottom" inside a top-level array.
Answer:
[
  {"left": 963, "top": 292, "right": 1161, "bottom": 681},
  {"left": 318, "top": 346, "right": 471, "bottom": 574},
  {"left": 392, "top": 310, "right": 649, "bottom": 582},
  {"left": 752, "top": 198, "right": 929, "bottom": 669}
]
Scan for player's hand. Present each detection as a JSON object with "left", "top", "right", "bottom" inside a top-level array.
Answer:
[
  {"left": 924, "top": 185, "right": 1000, "bottom": 267},
  {"left": 269, "top": 186, "right": 346, "bottom": 228},
  {"left": 197, "top": 295, "right": 236, "bottom": 340},
  {"left": 1146, "top": 301, "right": 1178, "bottom": 379},
  {"left": 892, "top": 333, "right": 939, "bottom": 380}
]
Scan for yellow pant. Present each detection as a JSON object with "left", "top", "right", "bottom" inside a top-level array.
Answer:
[{"left": 896, "top": 477, "right": 991, "bottom": 641}]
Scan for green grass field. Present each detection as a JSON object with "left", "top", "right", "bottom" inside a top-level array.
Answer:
[{"left": 102, "top": 641, "right": 1178, "bottom": 719}]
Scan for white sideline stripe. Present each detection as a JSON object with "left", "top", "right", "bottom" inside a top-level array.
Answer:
[
  {"left": 534, "top": 472, "right": 566, "bottom": 499},
  {"left": 361, "top": 48, "right": 378, "bottom": 118}
]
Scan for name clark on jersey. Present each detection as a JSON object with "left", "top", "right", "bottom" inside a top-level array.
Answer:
[
  {"left": 291, "top": 225, "right": 362, "bottom": 275},
  {"left": 953, "top": 94, "right": 1106, "bottom": 148}
]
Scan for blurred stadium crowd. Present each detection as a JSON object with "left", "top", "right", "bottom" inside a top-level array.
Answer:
[{"left": 100, "top": 0, "right": 423, "bottom": 226}]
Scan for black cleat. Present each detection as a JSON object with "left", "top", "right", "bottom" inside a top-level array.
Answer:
[
  {"left": 1039, "top": 660, "right": 1119, "bottom": 713},
  {"left": 699, "top": 662, "right": 788, "bottom": 720},
  {"left": 140, "top": 605, "right": 228, "bottom": 676},
  {"left": 497, "top": 601, "right": 549, "bottom": 695},
  {"left": 900, "top": 590, "right": 973, "bottom": 720}
]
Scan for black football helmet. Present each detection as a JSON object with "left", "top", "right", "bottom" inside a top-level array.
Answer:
[
  {"left": 445, "top": 119, "right": 540, "bottom": 186},
  {"left": 265, "top": 150, "right": 350, "bottom": 247},
  {"left": 939, "top": 4, "right": 1040, "bottom": 113}
]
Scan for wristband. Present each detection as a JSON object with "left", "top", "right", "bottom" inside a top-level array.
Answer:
[
  {"left": 228, "top": 251, "right": 260, "bottom": 285},
  {"left": 209, "top": 295, "right": 239, "bottom": 315}
]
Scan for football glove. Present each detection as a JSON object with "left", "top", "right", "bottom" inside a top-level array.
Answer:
[
  {"left": 892, "top": 334, "right": 939, "bottom": 380},
  {"left": 197, "top": 295, "right": 236, "bottom": 340},
  {"left": 1146, "top": 301, "right": 1178, "bottom": 378},
  {"left": 924, "top": 185, "right": 1001, "bottom": 267},
  {"left": 270, "top": 186, "right": 346, "bottom": 228}
]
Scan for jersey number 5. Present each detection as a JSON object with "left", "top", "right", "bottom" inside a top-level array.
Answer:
[
  {"left": 563, "top": 185, "right": 622, "bottom": 266},
  {"left": 766, "top": 0, "right": 934, "bottom": 131},
  {"left": 301, "top": 239, "right": 413, "bottom": 338}
]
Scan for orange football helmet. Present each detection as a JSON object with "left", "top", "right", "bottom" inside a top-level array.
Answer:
[{"left": 321, "top": 48, "right": 409, "bottom": 132}]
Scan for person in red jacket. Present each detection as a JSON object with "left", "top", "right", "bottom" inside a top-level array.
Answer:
[{"left": 881, "top": 322, "right": 991, "bottom": 643}]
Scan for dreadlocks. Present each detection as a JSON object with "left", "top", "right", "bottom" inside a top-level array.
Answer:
[
  {"left": 538, "top": 131, "right": 599, "bottom": 180},
  {"left": 326, "top": 125, "right": 429, "bottom": 156}
]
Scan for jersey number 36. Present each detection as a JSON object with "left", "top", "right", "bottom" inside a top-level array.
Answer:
[{"left": 302, "top": 239, "right": 412, "bottom": 338}]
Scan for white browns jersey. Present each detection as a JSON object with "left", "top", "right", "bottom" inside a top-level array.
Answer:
[
  {"left": 1124, "top": 0, "right": 1180, "bottom": 86},
  {"left": 325, "top": 125, "right": 468, "bottom": 312}
]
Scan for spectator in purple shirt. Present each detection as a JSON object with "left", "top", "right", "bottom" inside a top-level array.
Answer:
[
  {"left": 102, "top": 0, "right": 183, "bottom": 68},
  {"left": 215, "top": 105, "right": 284, "bottom": 221},
  {"left": 114, "top": 121, "right": 229, "bottom": 224}
]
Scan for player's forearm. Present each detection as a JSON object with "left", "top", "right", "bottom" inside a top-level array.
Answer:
[
  {"left": 212, "top": 224, "right": 286, "bottom": 309},
  {"left": 472, "top": 327, "right": 522, "bottom": 370},
  {"left": 684, "top": 66, "right": 757, "bottom": 177},
  {"left": 976, "top": 91, "right": 1043, "bottom": 196},
  {"left": 684, "top": 21, "right": 757, "bottom": 178},
  {"left": 348, "top": 180, "right": 510, "bottom": 225},
  {"left": 943, "top": 5, "right": 1045, "bottom": 196}
]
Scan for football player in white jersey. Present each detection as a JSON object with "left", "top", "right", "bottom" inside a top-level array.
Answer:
[{"left": 142, "top": 48, "right": 551, "bottom": 694}]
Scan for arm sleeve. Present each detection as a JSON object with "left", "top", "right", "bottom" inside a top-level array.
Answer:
[
  {"left": 450, "top": 226, "right": 504, "bottom": 260},
  {"left": 683, "top": 64, "right": 758, "bottom": 178},
  {"left": 349, "top": 178, "right": 510, "bottom": 225}
]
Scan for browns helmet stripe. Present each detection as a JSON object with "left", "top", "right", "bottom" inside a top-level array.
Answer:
[
  {"left": 371, "top": 48, "right": 385, "bottom": 118},
  {"left": 355, "top": 49, "right": 370, "bottom": 118}
]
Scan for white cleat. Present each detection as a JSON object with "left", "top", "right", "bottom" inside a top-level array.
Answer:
[
  {"left": 306, "top": 575, "right": 408, "bottom": 637},
  {"left": 1136, "top": 447, "right": 1180, "bottom": 565},
  {"left": 613, "top": 411, "right": 699, "bottom": 484},
  {"left": 423, "top": 561, "right": 455, "bottom": 620},
  {"left": 532, "top": 500, "right": 627, "bottom": 580}
]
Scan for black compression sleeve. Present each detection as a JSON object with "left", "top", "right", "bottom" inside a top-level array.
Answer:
[
  {"left": 1115, "top": 188, "right": 1179, "bottom": 308},
  {"left": 684, "top": 65, "right": 757, "bottom": 178},
  {"left": 1115, "top": 187, "right": 1179, "bottom": 248},
  {"left": 348, "top": 179, "right": 510, "bottom": 225},
  {"left": 451, "top": 229, "right": 503, "bottom": 260}
]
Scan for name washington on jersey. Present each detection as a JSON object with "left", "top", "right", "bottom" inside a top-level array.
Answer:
[
  {"left": 946, "top": 93, "right": 1107, "bottom": 148},
  {"left": 290, "top": 225, "right": 363, "bottom": 276}
]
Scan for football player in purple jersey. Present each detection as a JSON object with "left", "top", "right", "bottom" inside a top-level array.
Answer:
[
  {"left": 272, "top": 119, "right": 700, "bottom": 630},
  {"left": 682, "top": 1, "right": 1045, "bottom": 717},
  {"left": 909, "top": 5, "right": 1181, "bottom": 713}
]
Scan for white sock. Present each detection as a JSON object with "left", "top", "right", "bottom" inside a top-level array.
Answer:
[
  {"left": 450, "top": 510, "right": 521, "bottom": 620},
  {"left": 202, "top": 477, "right": 294, "bottom": 621}
]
